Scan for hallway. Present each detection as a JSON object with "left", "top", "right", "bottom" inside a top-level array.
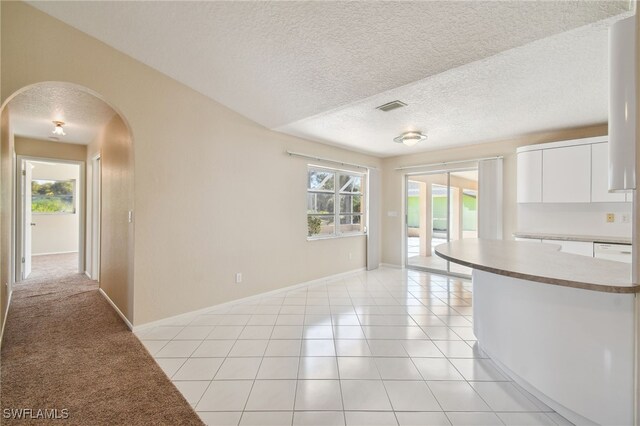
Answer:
[
  {"left": 25, "top": 252, "right": 79, "bottom": 281},
  {"left": 0, "top": 255, "right": 202, "bottom": 425}
]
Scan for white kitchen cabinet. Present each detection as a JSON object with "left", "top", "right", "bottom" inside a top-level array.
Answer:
[
  {"left": 542, "top": 239, "right": 593, "bottom": 257},
  {"left": 542, "top": 145, "right": 591, "bottom": 203},
  {"left": 626, "top": 192, "right": 633, "bottom": 202},
  {"left": 591, "top": 143, "right": 626, "bottom": 202},
  {"left": 517, "top": 150, "right": 542, "bottom": 203}
]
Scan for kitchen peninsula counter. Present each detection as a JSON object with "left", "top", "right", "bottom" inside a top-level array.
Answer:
[
  {"left": 435, "top": 238, "right": 637, "bottom": 293},
  {"left": 434, "top": 238, "right": 636, "bottom": 426}
]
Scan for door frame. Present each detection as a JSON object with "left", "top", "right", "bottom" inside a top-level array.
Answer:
[
  {"left": 90, "top": 153, "right": 101, "bottom": 281},
  {"left": 15, "top": 155, "right": 86, "bottom": 280},
  {"left": 403, "top": 166, "right": 478, "bottom": 279}
]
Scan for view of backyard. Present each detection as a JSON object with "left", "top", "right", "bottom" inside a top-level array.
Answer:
[
  {"left": 307, "top": 169, "right": 364, "bottom": 237},
  {"left": 407, "top": 191, "right": 477, "bottom": 233},
  {"left": 32, "top": 179, "right": 76, "bottom": 214}
]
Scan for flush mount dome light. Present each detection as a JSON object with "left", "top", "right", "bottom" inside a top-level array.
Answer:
[
  {"left": 394, "top": 131, "right": 426, "bottom": 147},
  {"left": 52, "top": 120, "right": 66, "bottom": 136}
]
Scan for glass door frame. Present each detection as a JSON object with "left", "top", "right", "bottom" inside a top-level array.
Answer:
[{"left": 403, "top": 166, "right": 478, "bottom": 279}]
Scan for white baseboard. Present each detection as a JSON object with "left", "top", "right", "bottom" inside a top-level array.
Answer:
[
  {"left": 133, "top": 266, "right": 367, "bottom": 333},
  {"left": 33, "top": 251, "right": 79, "bottom": 256},
  {"left": 0, "top": 289, "right": 13, "bottom": 349},
  {"left": 99, "top": 288, "right": 133, "bottom": 330},
  {"left": 84, "top": 271, "right": 93, "bottom": 279},
  {"left": 380, "top": 262, "right": 404, "bottom": 269}
]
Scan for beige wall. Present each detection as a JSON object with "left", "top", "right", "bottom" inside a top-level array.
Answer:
[
  {"left": 15, "top": 136, "right": 87, "bottom": 162},
  {"left": 1, "top": 2, "right": 381, "bottom": 325},
  {"left": 0, "top": 106, "right": 13, "bottom": 340},
  {"left": 381, "top": 124, "right": 608, "bottom": 266},
  {"left": 87, "top": 115, "right": 134, "bottom": 320}
]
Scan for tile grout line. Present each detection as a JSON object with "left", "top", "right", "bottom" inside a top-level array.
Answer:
[
  {"left": 236, "top": 304, "right": 279, "bottom": 426},
  {"left": 139, "top": 268, "right": 566, "bottom": 424}
]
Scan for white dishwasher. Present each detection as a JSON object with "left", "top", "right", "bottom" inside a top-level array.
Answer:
[{"left": 593, "top": 243, "right": 632, "bottom": 264}]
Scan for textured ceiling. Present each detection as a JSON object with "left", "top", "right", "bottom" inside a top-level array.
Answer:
[
  {"left": 277, "top": 21, "right": 617, "bottom": 156},
  {"left": 9, "top": 83, "right": 116, "bottom": 145},
  {"left": 28, "top": 0, "right": 631, "bottom": 135}
]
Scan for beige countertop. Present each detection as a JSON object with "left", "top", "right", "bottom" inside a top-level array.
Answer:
[
  {"left": 513, "top": 232, "right": 631, "bottom": 245},
  {"left": 435, "top": 239, "right": 638, "bottom": 293}
]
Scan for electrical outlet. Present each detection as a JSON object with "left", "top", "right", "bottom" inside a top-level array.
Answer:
[
  {"left": 235, "top": 273, "right": 242, "bottom": 284},
  {"left": 348, "top": 252, "right": 353, "bottom": 260},
  {"left": 606, "top": 213, "right": 615, "bottom": 223},
  {"left": 621, "top": 213, "right": 631, "bottom": 223}
]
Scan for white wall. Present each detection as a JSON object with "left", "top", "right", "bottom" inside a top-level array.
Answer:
[
  {"left": 30, "top": 161, "right": 80, "bottom": 255},
  {"left": 517, "top": 202, "right": 632, "bottom": 237}
]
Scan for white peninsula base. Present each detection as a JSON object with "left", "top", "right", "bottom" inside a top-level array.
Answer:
[{"left": 473, "top": 269, "right": 635, "bottom": 426}]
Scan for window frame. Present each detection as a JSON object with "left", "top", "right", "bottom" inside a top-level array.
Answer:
[{"left": 307, "top": 165, "right": 366, "bottom": 240}]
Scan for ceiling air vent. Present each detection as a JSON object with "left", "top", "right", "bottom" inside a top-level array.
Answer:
[{"left": 375, "top": 100, "right": 407, "bottom": 112}]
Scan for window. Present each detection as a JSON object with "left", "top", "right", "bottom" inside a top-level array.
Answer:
[
  {"left": 32, "top": 179, "right": 76, "bottom": 214},
  {"left": 307, "top": 167, "right": 365, "bottom": 238}
]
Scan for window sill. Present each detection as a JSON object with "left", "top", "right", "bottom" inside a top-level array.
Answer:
[{"left": 307, "top": 233, "right": 367, "bottom": 241}]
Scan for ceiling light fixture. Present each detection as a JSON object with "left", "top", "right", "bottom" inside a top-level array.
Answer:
[
  {"left": 52, "top": 120, "right": 66, "bottom": 136},
  {"left": 394, "top": 131, "right": 426, "bottom": 147}
]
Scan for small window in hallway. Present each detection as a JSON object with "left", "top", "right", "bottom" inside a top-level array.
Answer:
[
  {"left": 32, "top": 179, "right": 76, "bottom": 214},
  {"left": 307, "top": 166, "right": 365, "bottom": 238}
]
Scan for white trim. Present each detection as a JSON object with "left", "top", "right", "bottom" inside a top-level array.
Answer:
[
  {"left": 380, "top": 262, "right": 404, "bottom": 269},
  {"left": 99, "top": 288, "right": 133, "bottom": 330},
  {"left": 0, "top": 289, "right": 13, "bottom": 348},
  {"left": 516, "top": 136, "right": 607, "bottom": 153},
  {"left": 133, "top": 267, "right": 367, "bottom": 333},
  {"left": 307, "top": 233, "right": 366, "bottom": 241},
  {"left": 84, "top": 271, "right": 92, "bottom": 279},
  {"left": 33, "top": 251, "right": 79, "bottom": 257},
  {"left": 89, "top": 153, "right": 101, "bottom": 281}
]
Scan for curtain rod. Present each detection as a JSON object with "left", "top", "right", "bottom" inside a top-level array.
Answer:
[
  {"left": 394, "top": 155, "right": 503, "bottom": 171},
  {"left": 286, "top": 150, "right": 377, "bottom": 170}
]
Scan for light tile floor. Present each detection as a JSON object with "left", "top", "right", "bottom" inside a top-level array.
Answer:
[{"left": 136, "top": 267, "right": 571, "bottom": 426}]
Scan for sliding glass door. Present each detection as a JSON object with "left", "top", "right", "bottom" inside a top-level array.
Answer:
[{"left": 406, "top": 169, "right": 478, "bottom": 276}]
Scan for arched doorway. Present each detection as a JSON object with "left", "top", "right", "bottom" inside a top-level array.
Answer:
[{"left": 0, "top": 81, "right": 135, "bottom": 325}]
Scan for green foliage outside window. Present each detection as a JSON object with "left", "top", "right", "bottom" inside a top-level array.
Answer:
[
  {"left": 32, "top": 179, "right": 75, "bottom": 213},
  {"left": 308, "top": 216, "right": 322, "bottom": 236}
]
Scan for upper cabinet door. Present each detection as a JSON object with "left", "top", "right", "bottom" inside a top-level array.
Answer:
[
  {"left": 517, "top": 150, "right": 542, "bottom": 203},
  {"left": 542, "top": 145, "right": 591, "bottom": 203},
  {"left": 591, "top": 143, "right": 626, "bottom": 202}
]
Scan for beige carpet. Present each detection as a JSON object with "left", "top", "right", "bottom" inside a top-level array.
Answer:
[{"left": 1, "top": 254, "right": 203, "bottom": 425}]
